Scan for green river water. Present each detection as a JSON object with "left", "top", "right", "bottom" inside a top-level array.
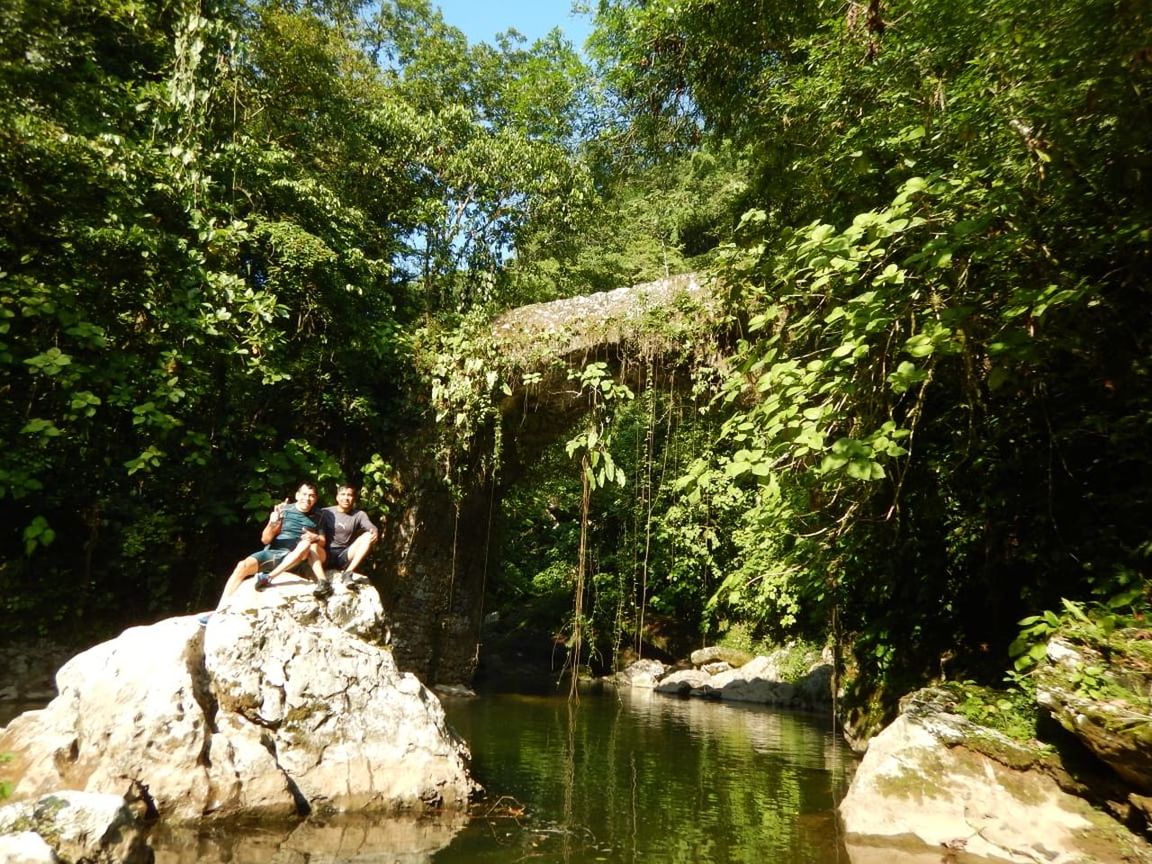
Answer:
[
  {"left": 436, "top": 689, "right": 855, "bottom": 864},
  {"left": 4, "top": 687, "right": 857, "bottom": 863},
  {"left": 140, "top": 687, "right": 857, "bottom": 864}
]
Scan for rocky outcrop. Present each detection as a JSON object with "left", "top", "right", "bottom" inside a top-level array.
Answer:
[
  {"left": 1037, "top": 633, "right": 1152, "bottom": 795},
  {"left": 0, "top": 574, "right": 476, "bottom": 823},
  {"left": 384, "top": 275, "right": 723, "bottom": 689},
  {"left": 654, "top": 668, "right": 713, "bottom": 696},
  {"left": 689, "top": 646, "right": 752, "bottom": 668},
  {"left": 696, "top": 653, "right": 834, "bottom": 706},
  {"left": 491, "top": 273, "right": 715, "bottom": 363},
  {"left": 609, "top": 659, "right": 669, "bottom": 689},
  {"left": 838, "top": 688, "right": 1152, "bottom": 864}
]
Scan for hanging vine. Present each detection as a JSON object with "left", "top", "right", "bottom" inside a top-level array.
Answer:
[{"left": 562, "top": 361, "right": 634, "bottom": 698}]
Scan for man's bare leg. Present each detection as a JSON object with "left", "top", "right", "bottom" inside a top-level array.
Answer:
[
  {"left": 307, "top": 547, "right": 327, "bottom": 583},
  {"left": 216, "top": 556, "right": 260, "bottom": 610},
  {"left": 341, "top": 533, "right": 377, "bottom": 576}
]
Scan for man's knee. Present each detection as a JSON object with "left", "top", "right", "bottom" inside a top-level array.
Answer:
[{"left": 232, "top": 557, "right": 258, "bottom": 577}]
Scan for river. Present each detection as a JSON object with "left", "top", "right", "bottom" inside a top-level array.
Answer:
[
  {"left": 3, "top": 688, "right": 854, "bottom": 862},
  {"left": 436, "top": 688, "right": 855, "bottom": 863},
  {"left": 130, "top": 687, "right": 855, "bottom": 863}
]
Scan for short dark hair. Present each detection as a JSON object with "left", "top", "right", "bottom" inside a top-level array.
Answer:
[
  {"left": 337, "top": 483, "right": 357, "bottom": 494},
  {"left": 298, "top": 481, "right": 319, "bottom": 494}
]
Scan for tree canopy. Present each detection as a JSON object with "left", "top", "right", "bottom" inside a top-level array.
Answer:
[{"left": 2, "top": 0, "right": 1150, "bottom": 732}]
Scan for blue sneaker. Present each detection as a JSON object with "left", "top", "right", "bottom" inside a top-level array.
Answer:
[
  {"left": 197, "top": 612, "right": 212, "bottom": 626},
  {"left": 255, "top": 573, "right": 271, "bottom": 591}
]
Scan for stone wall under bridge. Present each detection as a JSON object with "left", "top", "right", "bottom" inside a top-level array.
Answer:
[{"left": 377, "top": 274, "right": 727, "bottom": 686}]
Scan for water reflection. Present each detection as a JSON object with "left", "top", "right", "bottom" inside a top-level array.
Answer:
[
  {"left": 147, "top": 811, "right": 468, "bottom": 864},
  {"left": 438, "top": 688, "right": 856, "bottom": 864},
  {"left": 3, "top": 689, "right": 857, "bottom": 864}
]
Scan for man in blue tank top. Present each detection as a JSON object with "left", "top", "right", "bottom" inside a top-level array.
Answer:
[{"left": 204, "top": 482, "right": 327, "bottom": 618}]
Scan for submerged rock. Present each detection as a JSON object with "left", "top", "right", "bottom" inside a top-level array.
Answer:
[
  {"left": 0, "top": 575, "right": 476, "bottom": 823},
  {"left": 146, "top": 810, "right": 468, "bottom": 863}
]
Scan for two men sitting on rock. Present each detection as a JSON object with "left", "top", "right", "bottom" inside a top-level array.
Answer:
[{"left": 200, "top": 481, "right": 378, "bottom": 623}]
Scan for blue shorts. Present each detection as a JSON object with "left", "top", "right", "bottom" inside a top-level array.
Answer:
[{"left": 250, "top": 547, "right": 306, "bottom": 574}]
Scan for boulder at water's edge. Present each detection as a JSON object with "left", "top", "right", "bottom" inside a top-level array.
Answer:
[
  {"left": 838, "top": 688, "right": 1151, "bottom": 864},
  {"left": 0, "top": 574, "right": 476, "bottom": 822}
]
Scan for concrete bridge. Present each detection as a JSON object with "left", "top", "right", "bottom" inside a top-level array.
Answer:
[{"left": 375, "top": 274, "right": 727, "bottom": 685}]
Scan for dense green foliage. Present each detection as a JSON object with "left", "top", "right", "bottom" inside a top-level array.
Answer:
[
  {"left": 478, "top": 0, "right": 1152, "bottom": 713},
  {"left": 0, "top": 0, "right": 597, "bottom": 635},
  {"left": 2, "top": 0, "right": 1150, "bottom": 729}
]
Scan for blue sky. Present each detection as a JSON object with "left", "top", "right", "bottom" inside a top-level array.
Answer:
[{"left": 433, "top": 0, "right": 594, "bottom": 51}]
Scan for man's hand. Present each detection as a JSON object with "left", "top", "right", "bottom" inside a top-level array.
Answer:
[{"left": 269, "top": 498, "right": 290, "bottom": 523}]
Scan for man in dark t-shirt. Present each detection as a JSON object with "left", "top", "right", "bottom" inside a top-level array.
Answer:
[
  {"left": 204, "top": 482, "right": 327, "bottom": 619},
  {"left": 320, "top": 484, "right": 379, "bottom": 587}
]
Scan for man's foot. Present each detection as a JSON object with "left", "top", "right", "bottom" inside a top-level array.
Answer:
[
  {"left": 197, "top": 612, "right": 212, "bottom": 626},
  {"left": 255, "top": 573, "right": 272, "bottom": 591},
  {"left": 313, "top": 578, "right": 333, "bottom": 600}
]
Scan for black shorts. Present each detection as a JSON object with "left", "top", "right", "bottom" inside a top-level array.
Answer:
[{"left": 327, "top": 545, "right": 351, "bottom": 571}]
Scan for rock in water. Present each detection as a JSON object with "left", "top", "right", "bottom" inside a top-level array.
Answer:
[
  {"left": 838, "top": 688, "right": 1152, "bottom": 864},
  {"left": 0, "top": 577, "right": 476, "bottom": 822}
]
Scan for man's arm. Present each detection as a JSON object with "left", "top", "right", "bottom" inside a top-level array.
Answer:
[
  {"left": 303, "top": 511, "right": 325, "bottom": 549},
  {"left": 355, "top": 510, "right": 379, "bottom": 540}
]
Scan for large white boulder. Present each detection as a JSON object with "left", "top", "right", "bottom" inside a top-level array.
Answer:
[
  {"left": 0, "top": 831, "right": 54, "bottom": 864},
  {"left": 0, "top": 576, "right": 475, "bottom": 822}
]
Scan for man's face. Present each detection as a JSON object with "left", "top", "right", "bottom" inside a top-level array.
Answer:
[
  {"left": 336, "top": 487, "right": 356, "bottom": 512},
  {"left": 295, "top": 485, "right": 318, "bottom": 511}
]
